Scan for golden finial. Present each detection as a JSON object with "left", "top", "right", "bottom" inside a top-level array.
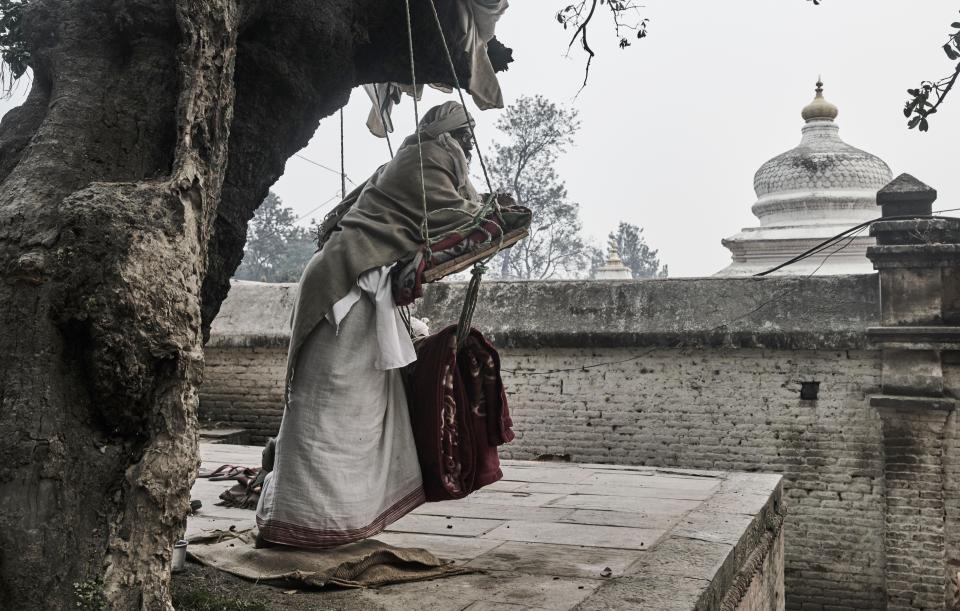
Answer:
[{"left": 802, "top": 77, "right": 838, "bottom": 122}]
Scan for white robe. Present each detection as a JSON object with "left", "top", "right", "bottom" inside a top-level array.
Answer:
[{"left": 256, "top": 266, "right": 424, "bottom": 547}]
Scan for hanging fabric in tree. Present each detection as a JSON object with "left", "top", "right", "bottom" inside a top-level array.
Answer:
[{"left": 362, "top": 0, "right": 509, "bottom": 138}]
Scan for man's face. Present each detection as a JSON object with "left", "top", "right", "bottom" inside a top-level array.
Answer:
[{"left": 451, "top": 127, "right": 473, "bottom": 160}]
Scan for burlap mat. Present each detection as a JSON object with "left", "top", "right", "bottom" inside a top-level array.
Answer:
[{"left": 187, "top": 528, "right": 470, "bottom": 589}]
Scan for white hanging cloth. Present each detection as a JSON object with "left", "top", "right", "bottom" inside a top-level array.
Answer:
[{"left": 363, "top": 0, "right": 509, "bottom": 138}]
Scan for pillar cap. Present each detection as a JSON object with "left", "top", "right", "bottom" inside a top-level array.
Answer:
[{"left": 876, "top": 173, "right": 936, "bottom": 217}]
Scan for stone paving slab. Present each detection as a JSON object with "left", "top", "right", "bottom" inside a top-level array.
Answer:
[
  {"left": 387, "top": 514, "right": 504, "bottom": 538},
  {"left": 671, "top": 511, "right": 760, "bottom": 546},
  {"left": 499, "top": 465, "right": 598, "bottom": 484},
  {"left": 625, "top": 536, "right": 733, "bottom": 580},
  {"left": 465, "top": 541, "right": 642, "bottom": 578},
  {"left": 582, "top": 472, "right": 722, "bottom": 492},
  {"left": 466, "top": 490, "right": 570, "bottom": 507},
  {"left": 373, "top": 531, "right": 505, "bottom": 561},
  {"left": 462, "top": 601, "right": 551, "bottom": 611},
  {"left": 590, "top": 486, "right": 716, "bottom": 501},
  {"left": 482, "top": 520, "right": 659, "bottom": 550},
  {"left": 574, "top": 573, "right": 711, "bottom": 611},
  {"left": 548, "top": 493, "right": 701, "bottom": 513},
  {"left": 411, "top": 501, "right": 575, "bottom": 522},
  {"left": 702, "top": 491, "right": 780, "bottom": 516},
  {"left": 558, "top": 508, "right": 685, "bottom": 529},
  {"left": 478, "top": 479, "right": 528, "bottom": 492},
  {"left": 346, "top": 572, "right": 603, "bottom": 611},
  {"left": 187, "top": 444, "right": 784, "bottom": 610},
  {"left": 510, "top": 482, "right": 583, "bottom": 495}
]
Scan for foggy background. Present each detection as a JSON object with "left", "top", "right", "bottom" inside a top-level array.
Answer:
[{"left": 3, "top": 0, "right": 957, "bottom": 276}]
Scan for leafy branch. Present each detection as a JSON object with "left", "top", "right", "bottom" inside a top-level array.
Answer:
[
  {"left": 904, "top": 12, "right": 960, "bottom": 132},
  {"left": 556, "top": 0, "right": 649, "bottom": 90},
  {"left": 0, "top": 0, "right": 29, "bottom": 95}
]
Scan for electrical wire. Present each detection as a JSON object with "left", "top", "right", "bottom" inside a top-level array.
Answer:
[
  {"left": 294, "top": 153, "right": 357, "bottom": 187},
  {"left": 755, "top": 210, "right": 960, "bottom": 277},
  {"left": 294, "top": 191, "right": 342, "bottom": 223},
  {"left": 340, "top": 110, "right": 346, "bottom": 199}
]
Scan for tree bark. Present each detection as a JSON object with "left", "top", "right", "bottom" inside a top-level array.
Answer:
[{"left": 0, "top": 0, "right": 509, "bottom": 609}]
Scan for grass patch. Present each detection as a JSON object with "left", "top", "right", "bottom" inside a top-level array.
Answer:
[{"left": 172, "top": 588, "right": 269, "bottom": 611}]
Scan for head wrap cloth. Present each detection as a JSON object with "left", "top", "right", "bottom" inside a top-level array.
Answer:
[{"left": 418, "top": 101, "right": 475, "bottom": 139}]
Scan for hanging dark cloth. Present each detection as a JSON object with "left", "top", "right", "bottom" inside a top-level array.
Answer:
[{"left": 405, "top": 325, "right": 514, "bottom": 502}]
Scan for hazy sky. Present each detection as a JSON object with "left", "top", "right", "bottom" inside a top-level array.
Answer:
[{"left": 2, "top": 1, "right": 958, "bottom": 277}]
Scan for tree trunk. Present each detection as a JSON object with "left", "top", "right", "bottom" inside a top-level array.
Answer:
[
  {"left": 0, "top": 1, "right": 235, "bottom": 607},
  {"left": 0, "top": 1, "right": 508, "bottom": 608}
]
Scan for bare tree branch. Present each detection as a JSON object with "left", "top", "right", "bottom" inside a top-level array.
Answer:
[{"left": 556, "top": 0, "right": 649, "bottom": 90}]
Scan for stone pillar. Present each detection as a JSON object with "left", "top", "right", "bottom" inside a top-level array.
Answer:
[{"left": 866, "top": 174, "right": 960, "bottom": 610}]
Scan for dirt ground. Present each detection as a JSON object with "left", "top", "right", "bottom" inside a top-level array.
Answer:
[{"left": 171, "top": 562, "right": 390, "bottom": 611}]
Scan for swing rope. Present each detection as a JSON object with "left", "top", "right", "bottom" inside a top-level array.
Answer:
[
  {"left": 372, "top": 86, "right": 396, "bottom": 159},
  {"left": 402, "top": 0, "right": 432, "bottom": 247},
  {"left": 402, "top": 0, "right": 513, "bottom": 349},
  {"left": 423, "top": 0, "right": 494, "bottom": 195},
  {"left": 339, "top": 109, "right": 346, "bottom": 199}
]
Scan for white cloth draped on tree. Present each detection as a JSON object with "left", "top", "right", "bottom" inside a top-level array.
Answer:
[{"left": 363, "top": 0, "right": 508, "bottom": 137}]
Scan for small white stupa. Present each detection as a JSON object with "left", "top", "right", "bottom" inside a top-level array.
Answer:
[
  {"left": 716, "top": 80, "right": 893, "bottom": 276},
  {"left": 594, "top": 240, "right": 633, "bottom": 280}
]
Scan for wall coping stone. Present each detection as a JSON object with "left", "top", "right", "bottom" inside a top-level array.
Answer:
[
  {"left": 417, "top": 274, "right": 879, "bottom": 350},
  {"left": 210, "top": 275, "right": 880, "bottom": 351},
  {"left": 207, "top": 281, "right": 297, "bottom": 348}
]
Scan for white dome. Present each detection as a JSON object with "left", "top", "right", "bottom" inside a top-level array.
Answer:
[
  {"left": 753, "top": 125, "right": 892, "bottom": 199},
  {"left": 749, "top": 83, "right": 891, "bottom": 227},
  {"left": 717, "top": 81, "right": 894, "bottom": 277}
]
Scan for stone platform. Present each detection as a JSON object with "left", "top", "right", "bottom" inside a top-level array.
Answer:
[{"left": 188, "top": 444, "right": 785, "bottom": 610}]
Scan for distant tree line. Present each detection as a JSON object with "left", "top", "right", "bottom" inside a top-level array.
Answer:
[
  {"left": 485, "top": 95, "right": 665, "bottom": 280},
  {"left": 233, "top": 192, "right": 315, "bottom": 283}
]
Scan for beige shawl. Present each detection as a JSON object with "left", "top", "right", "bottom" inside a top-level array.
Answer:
[{"left": 286, "top": 102, "right": 482, "bottom": 391}]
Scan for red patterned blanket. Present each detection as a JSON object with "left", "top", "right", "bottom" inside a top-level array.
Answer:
[
  {"left": 404, "top": 326, "right": 514, "bottom": 502},
  {"left": 392, "top": 205, "right": 531, "bottom": 307}
]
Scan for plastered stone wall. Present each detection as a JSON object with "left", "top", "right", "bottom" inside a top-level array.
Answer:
[{"left": 199, "top": 276, "right": 958, "bottom": 610}]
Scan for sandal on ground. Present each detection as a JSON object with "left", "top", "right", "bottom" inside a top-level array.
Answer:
[{"left": 198, "top": 464, "right": 243, "bottom": 480}]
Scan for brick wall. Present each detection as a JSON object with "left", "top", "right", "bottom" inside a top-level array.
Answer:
[
  {"left": 495, "top": 346, "right": 886, "bottom": 610},
  {"left": 200, "top": 346, "right": 286, "bottom": 443},
  {"left": 198, "top": 343, "right": 887, "bottom": 608},
  {"left": 876, "top": 405, "right": 952, "bottom": 610},
  {"left": 736, "top": 530, "right": 786, "bottom": 611},
  {"left": 941, "top": 360, "right": 960, "bottom": 609}
]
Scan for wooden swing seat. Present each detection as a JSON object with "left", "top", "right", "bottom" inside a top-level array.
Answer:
[{"left": 423, "top": 227, "right": 528, "bottom": 283}]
